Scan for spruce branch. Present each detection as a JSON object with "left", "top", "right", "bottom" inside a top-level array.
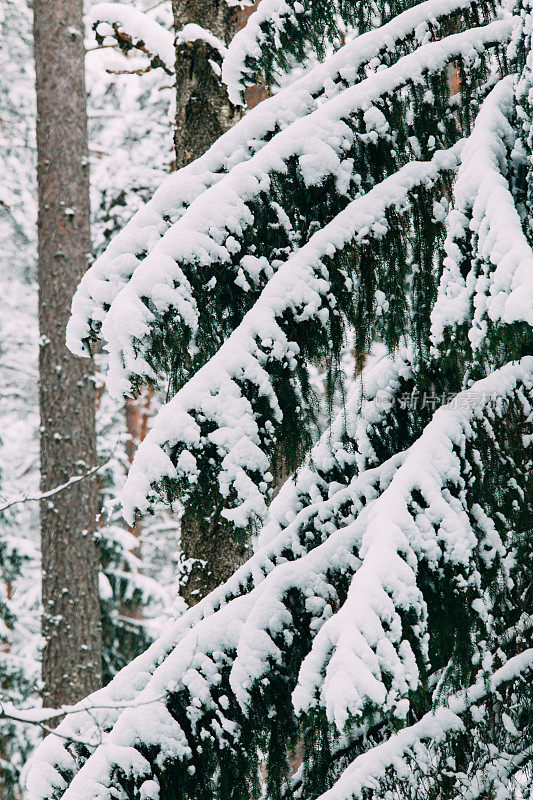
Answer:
[{"left": 315, "top": 650, "right": 533, "bottom": 800}]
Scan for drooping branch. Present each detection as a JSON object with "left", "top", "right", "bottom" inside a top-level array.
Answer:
[
  {"left": 67, "top": 0, "right": 495, "bottom": 361},
  {"left": 312, "top": 649, "right": 533, "bottom": 800},
  {"left": 120, "top": 144, "right": 461, "bottom": 529},
  {"left": 431, "top": 73, "right": 533, "bottom": 375}
]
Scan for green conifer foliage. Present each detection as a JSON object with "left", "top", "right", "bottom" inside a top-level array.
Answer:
[{"left": 27, "top": 0, "right": 532, "bottom": 798}]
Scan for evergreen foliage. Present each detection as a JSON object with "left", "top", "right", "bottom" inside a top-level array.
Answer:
[
  {"left": 28, "top": 0, "right": 532, "bottom": 798},
  {"left": 222, "top": 0, "right": 484, "bottom": 103}
]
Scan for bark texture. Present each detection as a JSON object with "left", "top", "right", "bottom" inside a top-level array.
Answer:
[
  {"left": 172, "top": 0, "right": 242, "bottom": 168},
  {"left": 179, "top": 515, "right": 250, "bottom": 606},
  {"left": 34, "top": 0, "right": 102, "bottom": 707},
  {"left": 171, "top": 0, "right": 263, "bottom": 605}
]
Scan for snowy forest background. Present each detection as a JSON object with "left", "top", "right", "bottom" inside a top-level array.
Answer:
[
  {"left": 0, "top": 0, "right": 532, "bottom": 798},
  {"left": 0, "top": 0, "right": 182, "bottom": 787}
]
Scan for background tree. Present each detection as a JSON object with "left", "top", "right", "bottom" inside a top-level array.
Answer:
[
  {"left": 0, "top": 0, "right": 183, "bottom": 789},
  {"left": 33, "top": 0, "right": 102, "bottom": 707},
  {"left": 87, "top": 6, "right": 182, "bottom": 677},
  {"left": 1, "top": 2, "right": 50, "bottom": 792}
]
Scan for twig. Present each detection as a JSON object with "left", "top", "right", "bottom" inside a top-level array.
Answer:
[
  {"left": 0, "top": 458, "right": 111, "bottom": 513},
  {"left": 105, "top": 64, "right": 153, "bottom": 76},
  {"left": 143, "top": 0, "right": 169, "bottom": 11},
  {"left": 0, "top": 691, "right": 168, "bottom": 747}
]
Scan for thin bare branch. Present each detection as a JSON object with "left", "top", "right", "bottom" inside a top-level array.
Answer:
[{"left": 0, "top": 458, "right": 111, "bottom": 513}]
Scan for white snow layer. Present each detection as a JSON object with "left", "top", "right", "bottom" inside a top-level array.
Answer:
[
  {"left": 175, "top": 23, "right": 227, "bottom": 58},
  {"left": 431, "top": 75, "right": 533, "bottom": 349},
  {"left": 26, "top": 357, "right": 533, "bottom": 800}
]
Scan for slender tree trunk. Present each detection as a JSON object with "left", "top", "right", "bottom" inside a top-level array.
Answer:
[
  {"left": 124, "top": 390, "right": 153, "bottom": 467},
  {"left": 170, "top": 3, "right": 360, "bottom": 608},
  {"left": 121, "top": 389, "right": 153, "bottom": 621},
  {"left": 171, "top": 0, "right": 267, "bottom": 605},
  {"left": 34, "top": 0, "right": 102, "bottom": 707}
]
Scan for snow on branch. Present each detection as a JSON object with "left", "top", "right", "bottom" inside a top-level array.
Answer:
[
  {"left": 0, "top": 690, "right": 168, "bottom": 746},
  {"left": 314, "top": 648, "right": 533, "bottom": 800},
  {"left": 175, "top": 23, "right": 227, "bottom": 59},
  {"left": 431, "top": 75, "right": 533, "bottom": 356},
  {"left": 292, "top": 358, "right": 533, "bottom": 727},
  {"left": 222, "top": 0, "right": 476, "bottom": 104},
  {"left": 210, "top": 359, "right": 532, "bottom": 730},
  {"left": 88, "top": 3, "right": 174, "bottom": 73},
  {"left": 93, "top": 18, "right": 509, "bottom": 402},
  {"left": 0, "top": 458, "right": 110, "bottom": 513},
  {"left": 26, "top": 358, "right": 533, "bottom": 800},
  {"left": 67, "top": 0, "right": 488, "bottom": 360},
  {"left": 119, "top": 145, "right": 461, "bottom": 528},
  {"left": 24, "top": 350, "right": 415, "bottom": 800}
]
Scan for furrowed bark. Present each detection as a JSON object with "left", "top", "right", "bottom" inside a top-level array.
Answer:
[
  {"left": 171, "top": 0, "right": 264, "bottom": 604},
  {"left": 34, "top": 0, "right": 102, "bottom": 707},
  {"left": 172, "top": 0, "right": 241, "bottom": 169}
]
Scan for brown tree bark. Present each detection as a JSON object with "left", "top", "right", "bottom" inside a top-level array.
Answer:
[
  {"left": 171, "top": 0, "right": 267, "bottom": 606},
  {"left": 178, "top": 515, "right": 250, "bottom": 606},
  {"left": 34, "top": 0, "right": 102, "bottom": 707},
  {"left": 172, "top": 0, "right": 240, "bottom": 169},
  {"left": 121, "top": 389, "right": 153, "bottom": 621}
]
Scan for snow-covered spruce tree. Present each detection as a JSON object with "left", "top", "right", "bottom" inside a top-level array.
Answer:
[
  {"left": 27, "top": 0, "right": 532, "bottom": 797},
  {"left": 74, "top": 0, "right": 508, "bottom": 602}
]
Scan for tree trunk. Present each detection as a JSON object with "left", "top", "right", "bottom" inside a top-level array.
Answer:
[
  {"left": 172, "top": 0, "right": 241, "bottom": 169},
  {"left": 121, "top": 388, "right": 153, "bottom": 621},
  {"left": 178, "top": 515, "right": 250, "bottom": 606},
  {"left": 34, "top": 0, "right": 102, "bottom": 707},
  {"left": 171, "top": 0, "right": 263, "bottom": 605}
]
